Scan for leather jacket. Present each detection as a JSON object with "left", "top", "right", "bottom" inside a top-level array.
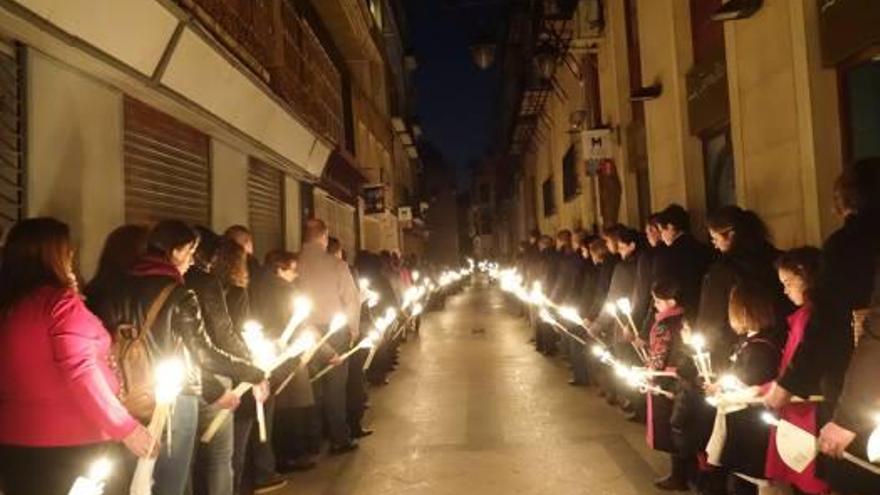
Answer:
[
  {"left": 185, "top": 266, "right": 257, "bottom": 402},
  {"left": 94, "top": 261, "right": 264, "bottom": 398}
]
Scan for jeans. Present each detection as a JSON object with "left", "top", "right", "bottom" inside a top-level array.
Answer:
[
  {"left": 232, "top": 397, "right": 278, "bottom": 494},
  {"left": 154, "top": 394, "right": 199, "bottom": 495},
  {"left": 194, "top": 398, "right": 235, "bottom": 495}
]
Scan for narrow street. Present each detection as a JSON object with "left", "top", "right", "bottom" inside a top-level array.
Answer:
[{"left": 286, "top": 281, "right": 670, "bottom": 495}]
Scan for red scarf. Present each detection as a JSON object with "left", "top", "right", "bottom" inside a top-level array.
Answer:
[{"left": 129, "top": 255, "right": 184, "bottom": 285}]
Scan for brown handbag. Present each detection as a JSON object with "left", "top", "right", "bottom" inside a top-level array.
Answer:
[{"left": 111, "top": 284, "right": 177, "bottom": 422}]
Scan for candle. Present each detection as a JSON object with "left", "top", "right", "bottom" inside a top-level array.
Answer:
[
  {"left": 310, "top": 334, "right": 378, "bottom": 383},
  {"left": 242, "top": 322, "right": 276, "bottom": 443},
  {"left": 68, "top": 457, "right": 112, "bottom": 495},
  {"left": 130, "top": 359, "right": 185, "bottom": 495},
  {"left": 558, "top": 306, "right": 584, "bottom": 327},
  {"left": 867, "top": 416, "right": 880, "bottom": 462}
]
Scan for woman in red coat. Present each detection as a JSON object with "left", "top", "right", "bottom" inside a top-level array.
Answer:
[{"left": 0, "top": 218, "right": 155, "bottom": 495}]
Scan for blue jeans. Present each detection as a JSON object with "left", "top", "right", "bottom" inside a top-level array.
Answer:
[
  {"left": 194, "top": 398, "right": 235, "bottom": 495},
  {"left": 154, "top": 394, "right": 199, "bottom": 495}
]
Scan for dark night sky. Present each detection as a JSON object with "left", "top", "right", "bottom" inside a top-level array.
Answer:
[{"left": 405, "top": 1, "right": 502, "bottom": 188}]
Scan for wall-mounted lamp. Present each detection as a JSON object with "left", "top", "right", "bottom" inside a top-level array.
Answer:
[
  {"left": 630, "top": 83, "right": 662, "bottom": 101},
  {"left": 470, "top": 43, "right": 496, "bottom": 70},
  {"left": 711, "top": 0, "right": 762, "bottom": 22},
  {"left": 534, "top": 46, "right": 557, "bottom": 81}
]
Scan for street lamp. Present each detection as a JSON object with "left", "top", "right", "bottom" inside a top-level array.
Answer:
[{"left": 470, "top": 43, "right": 496, "bottom": 70}]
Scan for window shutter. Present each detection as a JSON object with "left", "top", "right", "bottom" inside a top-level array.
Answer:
[
  {"left": 0, "top": 44, "right": 23, "bottom": 234},
  {"left": 248, "top": 158, "right": 284, "bottom": 259},
  {"left": 123, "top": 97, "right": 210, "bottom": 226}
]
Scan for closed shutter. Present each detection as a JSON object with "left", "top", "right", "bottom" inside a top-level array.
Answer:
[
  {"left": 248, "top": 158, "right": 284, "bottom": 259},
  {"left": 123, "top": 97, "right": 210, "bottom": 226},
  {"left": 0, "top": 43, "right": 23, "bottom": 234},
  {"left": 313, "top": 189, "right": 356, "bottom": 257}
]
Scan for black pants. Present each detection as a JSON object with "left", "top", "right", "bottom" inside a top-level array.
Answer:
[
  {"left": 273, "top": 406, "right": 319, "bottom": 462},
  {"left": 0, "top": 442, "right": 124, "bottom": 495},
  {"left": 346, "top": 348, "right": 369, "bottom": 433},
  {"left": 233, "top": 395, "right": 278, "bottom": 494}
]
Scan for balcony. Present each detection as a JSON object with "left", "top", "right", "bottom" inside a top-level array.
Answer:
[{"left": 174, "top": 0, "right": 344, "bottom": 145}]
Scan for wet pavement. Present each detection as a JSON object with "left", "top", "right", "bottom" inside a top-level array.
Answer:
[{"left": 283, "top": 281, "right": 671, "bottom": 494}]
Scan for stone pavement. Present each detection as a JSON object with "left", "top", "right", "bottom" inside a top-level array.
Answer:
[{"left": 281, "top": 281, "right": 673, "bottom": 494}]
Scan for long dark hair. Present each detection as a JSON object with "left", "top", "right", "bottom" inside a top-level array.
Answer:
[
  {"left": 707, "top": 205, "right": 772, "bottom": 255},
  {"left": 147, "top": 220, "right": 199, "bottom": 260},
  {"left": 214, "top": 238, "right": 249, "bottom": 288},
  {"left": 0, "top": 218, "right": 77, "bottom": 312},
  {"left": 86, "top": 224, "right": 149, "bottom": 295},
  {"left": 774, "top": 247, "right": 821, "bottom": 303}
]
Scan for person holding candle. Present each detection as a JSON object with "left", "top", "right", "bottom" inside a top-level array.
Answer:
[
  {"left": 695, "top": 206, "right": 786, "bottom": 367},
  {"left": 646, "top": 279, "right": 691, "bottom": 491},
  {"left": 629, "top": 214, "right": 667, "bottom": 349},
  {"left": 814, "top": 159, "right": 880, "bottom": 494},
  {"left": 93, "top": 220, "right": 266, "bottom": 495},
  {"left": 297, "top": 219, "right": 362, "bottom": 455},
  {"left": 706, "top": 283, "right": 782, "bottom": 495},
  {"left": 585, "top": 237, "right": 618, "bottom": 398},
  {"left": 184, "top": 229, "right": 281, "bottom": 495},
  {"left": 0, "top": 218, "right": 156, "bottom": 495},
  {"left": 759, "top": 247, "right": 830, "bottom": 494}
]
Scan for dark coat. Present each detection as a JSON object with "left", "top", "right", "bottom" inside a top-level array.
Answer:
[
  {"left": 653, "top": 233, "right": 715, "bottom": 319},
  {"left": 695, "top": 244, "right": 787, "bottom": 361},
  {"left": 719, "top": 329, "right": 782, "bottom": 478},
  {"left": 779, "top": 212, "right": 880, "bottom": 407},
  {"left": 595, "top": 251, "right": 641, "bottom": 338},
  {"left": 550, "top": 250, "right": 586, "bottom": 306},
  {"left": 185, "top": 266, "right": 253, "bottom": 402},
  {"left": 94, "top": 256, "right": 264, "bottom": 399},
  {"left": 586, "top": 256, "right": 619, "bottom": 321},
  {"left": 631, "top": 244, "right": 664, "bottom": 338}
]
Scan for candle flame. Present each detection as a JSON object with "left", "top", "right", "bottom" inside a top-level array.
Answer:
[
  {"left": 762, "top": 412, "right": 779, "bottom": 426},
  {"left": 154, "top": 358, "right": 186, "bottom": 404},
  {"left": 87, "top": 457, "right": 112, "bottom": 482},
  {"left": 329, "top": 313, "right": 348, "bottom": 333},
  {"left": 603, "top": 302, "right": 618, "bottom": 316},
  {"left": 558, "top": 306, "right": 582, "bottom": 325},
  {"left": 689, "top": 333, "right": 706, "bottom": 351},
  {"left": 615, "top": 298, "right": 633, "bottom": 315},
  {"left": 867, "top": 423, "right": 880, "bottom": 462}
]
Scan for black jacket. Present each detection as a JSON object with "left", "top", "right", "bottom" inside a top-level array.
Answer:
[
  {"left": 550, "top": 250, "right": 586, "bottom": 306},
  {"left": 186, "top": 267, "right": 255, "bottom": 402},
  {"left": 94, "top": 259, "right": 264, "bottom": 398},
  {"left": 695, "top": 244, "right": 787, "bottom": 361},
  {"left": 779, "top": 212, "right": 880, "bottom": 407},
  {"left": 631, "top": 244, "right": 664, "bottom": 338},
  {"left": 587, "top": 256, "right": 619, "bottom": 321},
  {"left": 653, "top": 233, "right": 715, "bottom": 319}
]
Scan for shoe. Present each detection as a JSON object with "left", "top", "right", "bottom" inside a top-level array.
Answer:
[
  {"left": 254, "top": 475, "right": 289, "bottom": 494},
  {"left": 329, "top": 441, "right": 359, "bottom": 455},
  {"left": 352, "top": 428, "right": 374, "bottom": 438},
  {"left": 278, "top": 458, "right": 317, "bottom": 473},
  {"left": 653, "top": 475, "right": 688, "bottom": 491}
]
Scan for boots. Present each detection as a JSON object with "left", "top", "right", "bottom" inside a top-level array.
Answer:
[{"left": 654, "top": 455, "right": 691, "bottom": 491}]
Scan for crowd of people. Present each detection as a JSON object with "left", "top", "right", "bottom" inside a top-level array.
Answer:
[
  {"left": 0, "top": 216, "right": 442, "bottom": 495},
  {"left": 511, "top": 158, "right": 880, "bottom": 495}
]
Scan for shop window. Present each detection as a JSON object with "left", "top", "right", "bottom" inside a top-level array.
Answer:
[
  {"left": 702, "top": 128, "right": 736, "bottom": 213},
  {"left": 542, "top": 177, "right": 556, "bottom": 217},
  {"left": 562, "top": 145, "right": 579, "bottom": 201}
]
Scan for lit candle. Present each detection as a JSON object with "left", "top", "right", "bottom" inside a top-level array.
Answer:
[
  {"left": 68, "top": 457, "right": 112, "bottom": 495},
  {"left": 310, "top": 334, "right": 378, "bottom": 383},
  {"left": 279, "top": 296, "right": 312, "bottom": 345},
  {"left": 130, "top": 359, "right": 185, "bottom": 495}
]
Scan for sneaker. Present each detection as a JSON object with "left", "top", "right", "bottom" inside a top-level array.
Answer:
[{"left": 254, "top": 475, "right": 288, "bottom": 494}]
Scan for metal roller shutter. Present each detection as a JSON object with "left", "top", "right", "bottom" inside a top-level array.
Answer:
[
  {"left": 313, "top": 188, "right": 356, "bottom": 258},
  {"left": 123, "top": 97, "right": 211, "bottom": 226},
  {"left": 248, "top": 158, "right": 284, "bottom": 259},
  {"left": 0, "top": 43, "right": 23, "bottom": 235}
]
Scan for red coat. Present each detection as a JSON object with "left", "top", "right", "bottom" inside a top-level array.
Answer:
[{"left": 0, "top": 286, "right": 138, "bottom": 446}]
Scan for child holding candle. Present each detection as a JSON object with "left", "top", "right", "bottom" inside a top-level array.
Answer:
[
  {"left": 708, "top": 283, "right": 782, "bottom": 495},
  {"left": 762, "top": 247, "right": 829, "bottom": 494},
  {"left": 646, "top": 279, "right": 690, "bottom": 490}
]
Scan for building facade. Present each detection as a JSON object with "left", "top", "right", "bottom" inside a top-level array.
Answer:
[
  {"left": 0, "top": 0, "right": 422, "bottom": 276},
  {"left": 491, "top": 0, "right": 879, "bottom": 255}
]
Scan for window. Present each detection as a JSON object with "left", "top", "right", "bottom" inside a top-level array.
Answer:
[
  {"left": 702, "top": 128, "right": 735, "bottom": 213},
  {"left": 542, "top": 177, "right": 556, "bottom": 217},
  {"left": 562, "top": 146, "right": 579, "bottom": 201}
]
